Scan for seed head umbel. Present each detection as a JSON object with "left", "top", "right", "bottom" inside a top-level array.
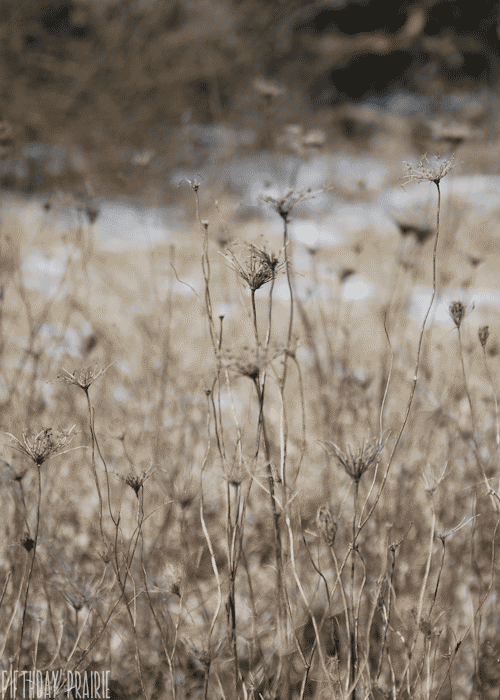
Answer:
[
  {"left": 449, "top": 301, "right": 465, "bottom": 328},
  {"left": 121, "top": 469, "right": 152, "bottom": 497},
  {"left": 221, "top": 242, "right": 284, "bottom": 291},
  {"left": 322, "top": 435, "right": 387, "bottom": 484},
  {"left": 449, "top": 300, "right": 474, "bottom": 329},
  {"left": 478, "top": 326, "right": 489, "bottom": 348},
  {"left": 259, "top": 188, "right": 319, "bottom": 220},
  {"left": 59, "top": 363, "right": 112, "bottom": 392},
  {"left": 317, "top": 505, "right": 337, "bottom": 546},
  {"left": 404, "top": 154, "right": 455, "bottom": 187},
  {"left": 6, "top": 426, "right": 76, "bottom": 467},
  {"left": 218, "top": 343, "right": 285, "bottom": 381}
]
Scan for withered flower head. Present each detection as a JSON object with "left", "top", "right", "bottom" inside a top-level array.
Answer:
[
  {"left": 59, "top": 363, "right": 112, "bottom": 392},
  {"left": 20, "top": 533, "right": 35, "bottom": 553},
  {"left": 259, "top": 188, "right": 318, "bottom": 220},
  {"left": 403, "top": 154, "right": 455, "bottom": 187},
  {"left": 316, "top": 505, "right": 337, "bottom": 546},
  {"left": 218, "top": 343, "right": 285, "bottom": 381},
  {"left": 449, "top": 301, "right": 465, "bottom": 328},
  {"left": 6, "top": 426, "right": 75, "bottom": 467},
  {"left": 322, "top": 435, "right": 387, "bottom": 484},
  {"left": 122, "top": 469, "right": 151, "bottom": 497},
  {"left": 478, "top": 326, "right": 489, "bottom": 348},
  {"left": 221, "top": 242, "right": 284, "bottom": 291},
  {"left": 449, "top": 300, "right": 474, "bottom": 329}
]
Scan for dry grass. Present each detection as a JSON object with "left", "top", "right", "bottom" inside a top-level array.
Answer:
[{"left": 0, "top": 139, "right": 499, "bottom": 700}]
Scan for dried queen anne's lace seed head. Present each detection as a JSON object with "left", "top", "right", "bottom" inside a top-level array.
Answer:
[
  {"left": 449, "top": 300, "right": 474, "bottom": 329},
  {"left": 478, "top": 326, "right": 489, "bottom": 348},
  {"left": 449, "top": 301, "right": 466, "bottom": 328},
  {"left": 317, "top": 505, "right": 337, "bottom": 546},
  {"left": 6, "top": 427, "right": 75, "bottom": 467},
  {"left": 120, "top": 469, "right": 152, "bottom": 497},
  {"left": 221, "top": 243, "right": 284, "bottom": 291},
  {"left": 59, "top": 364, "right": 112, "bottom": 392},
  {"left": 403, "top": 154, "right": 455, "bottom": 186},
  {"left": 218, "top": 343, "right": 286, "bottom": 381},
  {"left": 259, "top": 188, "right": 319, "bottom": 220},
  {"left": 322, "top": 435, "right": 387, "bottom": 485}
]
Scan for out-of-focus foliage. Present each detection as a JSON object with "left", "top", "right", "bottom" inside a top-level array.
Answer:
[{"left": 1, "top": 0, "right": 499, "bottom": 193}]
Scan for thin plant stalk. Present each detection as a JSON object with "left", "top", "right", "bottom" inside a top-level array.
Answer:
[
  {"left": 359, "top": 171, "right": 446, "bottom": 537},
  {"left": 479, "top": 327, "right": 500, "bottom": 489},
  {"left": 16, "top": 466, "right": 41, "bottom": 670}
]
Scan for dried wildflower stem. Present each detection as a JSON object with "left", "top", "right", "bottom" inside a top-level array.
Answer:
[
  {"left": 379, "top": 310, "right": 394, "bottom": 438},
  {"left": 5, "top": 427, "right": 74, "bottom": 668},
  {"left": 17, "top": 463, "right": 42, "bottom": 670},
  {"left": 433, "top": 517, "right": 500, "bottom": 700},
  {"left": 214, "top": 363, "right": 247, "bottom": 690},
  {"left": 361, "top": 170, "right": 446, "bottom": 540},
  {"left": 186, "top": 179, "right": 216, "bottom": 350},
  {"left": 376, "top": 542, "right": 396, "bottom": 681},
  {"left": 449, "top": 313, "right": 500, "bottom": 510},
  {"left": 345, "top": 563, "right": 385, "bottom": 699},
  {"left": 285, "top": 515, "right": 330, "bottom": 680},
  {"left": 0, "top": 566, "right": 27, "bottom": 683},
  {"left": 479, "top": 328, "right": 500, "bottom": 488},
  {"left": 87, "top": 395, "right": 106, "bottom": 537},
  {"left": 60, "top": 366, "right": 117, "bottom": 533},
  {"left": 111, "top": 501, "right": 149, "bottom": 700},
  {"left": 200, "top": 484, "right": 223, "bottom": 700},
  {"left": 350, "top": 481, "right": 359, "bottom": 698},
  {"left": 201, "top": 220, "right": 217, "bottom": 350},
  {"left": 141, "top": 568, "right": 178, "bottom": 700},
  {"left": 225, "top": 481, "right": 242, "bottom": 698},
  {"left": 252, "top": 373, "right": 288, "bottom": 664},
  {"left": 322, "top": 437, "right": 385, "bottom": 696},
  {"left": 400, "top": 508, "right": 436, "bottom": 693},
  {"left": 278, "top": 208, "right": 295, "bottom": 496},
  {"left": 153, "top": 244, "right": 174, "bottom": 465},
  {"left": 287, "top": 352, "right": 307, "bottom": 489},
  {"left": 250, "top": 288, "right": 260, "bottom": 344},
  {"left": 147, "top": 591, "right": 181, "bottom": 699},
  {"left": 450, "top": 306, "right": 477, "bottom": 435}
]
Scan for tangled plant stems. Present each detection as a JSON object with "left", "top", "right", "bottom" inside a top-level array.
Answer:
[
  {"left": 3, "top": 136, "right": 500, "bottom": 698},
  {"left": 322, "top": 436, "right": 387, "bottom": 699},
  {"left": 448, "top": 303, "right": 500, "bottom": 511},
  {"left": 59, "top": 364, "right": 116, "bottom": 537},
  {"left": 4, "top": 427, "right": 75, "bottom": 669}
]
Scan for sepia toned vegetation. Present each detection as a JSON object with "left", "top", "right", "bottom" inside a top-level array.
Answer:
[
  {"left": 0, "top": 119, "right": 499, "bottom": 699},
  {"left": 1, "top": 2, "right": 500, "bottom": 699}
]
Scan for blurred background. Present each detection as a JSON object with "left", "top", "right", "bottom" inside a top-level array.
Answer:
[{"left": 1, "top": 0, "right": 500, "bottom": 202}]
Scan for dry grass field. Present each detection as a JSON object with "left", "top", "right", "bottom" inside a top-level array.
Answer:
[{"left": 0, "top": 112, "right": 500, "bottom": 700}]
